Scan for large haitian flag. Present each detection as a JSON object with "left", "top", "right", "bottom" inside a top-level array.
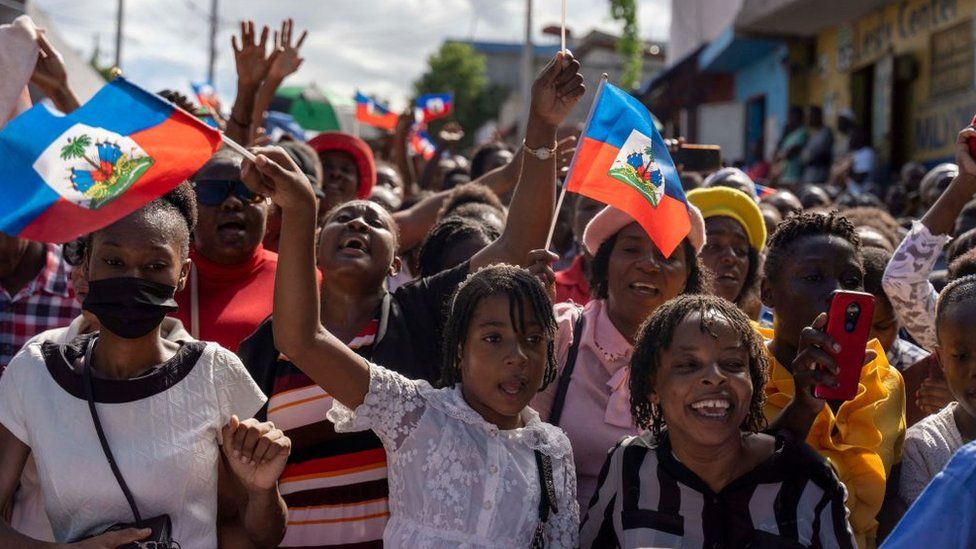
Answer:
[
  {"left": 564, "top": 79, "right": 691, "bottom": 258},
  {"left": 0, "top": 77, "right": 221, "bottom": 243}
]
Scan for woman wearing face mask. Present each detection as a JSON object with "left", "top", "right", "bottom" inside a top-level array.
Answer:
[
  {"left": 0, "top": 184, "right": 291, "bottom": 548},
  {"left": 530, "top": 204, "right": 708, "bottom": 508}
]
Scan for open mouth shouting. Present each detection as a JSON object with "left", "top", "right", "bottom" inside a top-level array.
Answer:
[{"left": 337, "top": 234, "right": 370, "bottom": 257}]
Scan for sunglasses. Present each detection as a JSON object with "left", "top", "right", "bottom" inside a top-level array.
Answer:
[{"left": 193, "top": 180, "right": 265, "bottom": 206}]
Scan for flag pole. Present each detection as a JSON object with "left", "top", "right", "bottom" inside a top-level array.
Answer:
[
  {"left": 560, "top": 0, "right": 567, "bottom": 52},
  {"left": 220, "top": 133, "right": 256, "bottom": 162},
  {"left": 543, "top": 74, "right": 608, "bottom": 251}
]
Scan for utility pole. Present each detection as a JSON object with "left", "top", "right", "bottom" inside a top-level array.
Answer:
[
  {"left": 207, "top": 0, "right": 218, "bottom": 84},
  {"left": 113, "top": 0, "right": 123, "bottom": 69},
  {"left": 520, "top": 0, "right": 533, "bottom": 140}
]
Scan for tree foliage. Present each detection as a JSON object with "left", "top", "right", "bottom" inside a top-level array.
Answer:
[
  {"left": 413, "top": 42, "right": 506, "bottom": 148},
  {"left": 610, "top": 0, "right": 642, "bottom": 90}
]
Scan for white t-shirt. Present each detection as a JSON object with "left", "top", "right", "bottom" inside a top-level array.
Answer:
[
  {"left": 899, "top": 402, "right": 965, "bottom": 505},
  {"left": 0, "top": 333, "right": 265, "bottom": 547}
]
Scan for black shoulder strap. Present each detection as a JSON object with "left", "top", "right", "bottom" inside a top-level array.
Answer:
[
  {"left": 83, "top": 336, "right": 144, "bottom": 525},
  {"left": 547, "top": 309, "right": 585, "bottom": 427},
  {"left": 534, "top": 449, "right": 558, "bottom": 522}
]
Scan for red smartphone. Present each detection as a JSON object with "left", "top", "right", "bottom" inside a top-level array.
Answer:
[
  {"left": 814, "top": 290, "right": 876, "bottom": 401},
  {"left": 969, "top": 114, "right": 976, "bottom": 158}
]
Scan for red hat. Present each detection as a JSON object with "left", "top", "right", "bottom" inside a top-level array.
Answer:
[{"left": 307, "top": 132, "right": 376, "bottom": 199}]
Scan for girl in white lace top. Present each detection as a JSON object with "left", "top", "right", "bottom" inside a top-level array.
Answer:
[{"left": 241, "top": 51, "right": 587, "bottom": 548}]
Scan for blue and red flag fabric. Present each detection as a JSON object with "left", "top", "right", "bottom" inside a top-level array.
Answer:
[
  {"left": 0, "top": 77, "right": 221, "bottom": 243},
  {"left": 755, "top": 182, "right": 776, "bottom": 199},
  {"left": 409, "top": 124, "right": 437, "bottom": 160},
  {"left": 355, "top": 92, "right": 398, "bottom": 131},
  {"left": 564, "top": 79, "right": 691, "bottom": 258},
  {"left": 414, "top": 92, "right": 453, "bottom": 123},
  {"left": 191, "top": 81, "right": 220, "bottom": 111}
]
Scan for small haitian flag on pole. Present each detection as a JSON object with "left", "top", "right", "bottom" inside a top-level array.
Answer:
[
  {"left": 414, "top": 92, "right": 453, "bottom": 123},
  {"left": 0, "top": 77, "right": 221, "bottom": 243},
  {"left": 355, "top": 91, "right": 398, "bottom": 131},
  {"left": 563, "top": 78, "right": 691, "bottom": 258}
]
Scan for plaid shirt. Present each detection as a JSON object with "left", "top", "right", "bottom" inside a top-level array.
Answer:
[{"left": 0, "top": 244, "right": 80, "bottom": 372}]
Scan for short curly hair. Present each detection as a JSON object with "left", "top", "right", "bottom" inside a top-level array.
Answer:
[
  {"left": 65, "top": 182, "right": 198, "bottom": 265},
  {"left": 439, "top": 265, "right": 557, "bottom": 391},
  {"left": 840, "top": 206, "right": 902, "bottom": 250},
  {"left": 417, "top": 216, "right": 500, "bottom": 278},
  {"left": 763, "top": 211, "right": 862, "bottom": 283},
  {"left": 936, "top": 274, "right": 976, "bottom": 339},
  {"left": 629, "top": 294, "right": 769, "bottom": 444},
  {"left": 589, "top": 236, "right": 707, "bottom": 300}
]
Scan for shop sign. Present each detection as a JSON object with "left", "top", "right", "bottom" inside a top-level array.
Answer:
[{"left": 930, "top": 18, "right": 974, "bottom": 98}]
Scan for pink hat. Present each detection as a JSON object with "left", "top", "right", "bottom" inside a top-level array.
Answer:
[{"left": 582, "top": 205, "right": 706, "bottom": 256}]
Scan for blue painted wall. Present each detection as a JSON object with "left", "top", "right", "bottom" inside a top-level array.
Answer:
[{"left": 734, "top": 45, "right": 789, "bottom": 158}]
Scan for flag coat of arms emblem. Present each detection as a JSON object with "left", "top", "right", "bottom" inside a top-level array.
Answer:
[
  {"left": 564, "top": 80, "right": 691, "bottom": 257},
  {"left": 415, "top": 92, "right": 453, "bottom": 123},
  {"left": 0, "top": 77, "right": 221, "bottom": 243}
]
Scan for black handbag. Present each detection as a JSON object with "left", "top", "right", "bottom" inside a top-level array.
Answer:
[{"left": 77, "top": 336, "right": 180, "bottom": 549}]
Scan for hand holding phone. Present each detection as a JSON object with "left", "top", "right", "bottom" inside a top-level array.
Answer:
[
  {"left": 814, "top": 291, "right": 875, "bottom": 401},
  {"left": 969, "top": 114, "right": 976, "bottom": 159}
]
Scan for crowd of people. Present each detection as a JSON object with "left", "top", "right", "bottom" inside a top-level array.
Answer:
[{"left": 1, "top": 14, "right": 976, "bottom": 549}]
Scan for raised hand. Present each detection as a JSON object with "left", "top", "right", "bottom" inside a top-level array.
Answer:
[
  {"left": 241, "top": 145, "right": 316, "bottom": 211},
  {"left": 221, "top": 415, "right": 291, "bottom": 493},
  {"left": 232, "top": 21, "right": 271, "bottom": 88},
  {"left": 268, "top": 18, "right": 308, "bottom": 81},
  {"left": 526, "top": 249, "right": 559, "bottom": 303},
  {"left": 955, "top": 126, "right": 976, "bottom": 179},
  {"left": 30, "top": 32, "right": 67, "bottom": 94},
  {"left": 790, "top": 313, "right": 876, "bottom": 410},
  {"left": 529, "top": 51, "right": 585, "bottom": 128}
]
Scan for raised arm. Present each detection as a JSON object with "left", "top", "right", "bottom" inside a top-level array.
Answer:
[
  {"left": 227, "top": 22, "right": 271, "bottom": 146},
  {"left": 883, "top": 126, "right": 976, "bottom": 350},
  {"left": 249, "top": 19, "right": 307, "bottom": 143},
  {"left": 470, "top": 51, "right": 584, "bottom": 270},
  {"left": 241, "top": 147, "right": 371, "bottom": 409},
  {"left": 30, "top": 32, "right": 79, "bottom": 114}
]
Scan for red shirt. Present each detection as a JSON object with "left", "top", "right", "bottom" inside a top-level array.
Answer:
[
  {"left": 555, "top": 255, "right": 591, "bottom": 306},
  {"left": 174, "top": 245, "right": 278, "bottom": 352}
]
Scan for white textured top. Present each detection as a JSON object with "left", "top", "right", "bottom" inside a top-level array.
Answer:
[
  {"left": 327, "top": 363, "right": 580, "bottom": 548},
  {"left": 899, "top": 402, "right": 965, "bottom": 505},
  {"left": 0, "top": 335, "right": 265, "bottom": 547}
]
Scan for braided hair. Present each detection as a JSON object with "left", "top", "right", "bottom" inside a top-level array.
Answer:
[
  {"left": 417, "top": 216, "right": 501, "bottom": 278},
  {"left": 439, "top": 265, "right": 558, "bottom": 391},
  {"left": 630, "top": 294, "right": 769, "bottom": 445}
]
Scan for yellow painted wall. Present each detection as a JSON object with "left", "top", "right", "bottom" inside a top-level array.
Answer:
[{"left": 801, "top": 0, "right": 976, "bottom": 162}]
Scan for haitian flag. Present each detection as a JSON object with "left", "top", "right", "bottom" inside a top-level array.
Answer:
[
  {"left": 415, "top": 92, "right": 453, "bottom": 123},
  {"left": 355, "top": 92, "right": 398, "bottom": 131},
  {"left": 564, "top": 79, "right": 691, "bottom": 257},
  {"left": 755, "top": 182, "right": 776, "bottom": 199},
  {"left": 191, "top": 81, "right": 220, "bottom": 111},
  {"left": 0, "top": 77, "right": 221, "bottom": 243},
  {"left": 409, "top": 125, "right": 436, "bottom": 160}
]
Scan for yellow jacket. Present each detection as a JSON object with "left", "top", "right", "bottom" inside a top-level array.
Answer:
[{"left": 758, "top": 327, "right": 905, "bottom": 549}]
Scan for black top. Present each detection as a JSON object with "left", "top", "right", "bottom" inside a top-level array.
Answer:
[
  {"left": 41, "top": 333, "right": 206, "bottom": 404},
  {"left": 581, "top": 431, "right": 857, "bottom": 549}
]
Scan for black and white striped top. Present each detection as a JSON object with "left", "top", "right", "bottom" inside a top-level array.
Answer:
[{"left": 580, "top": 431, "right": 856, "bottom": 549}]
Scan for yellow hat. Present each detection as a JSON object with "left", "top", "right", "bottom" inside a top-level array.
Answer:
[{"left": 686, "top": 187, "right": 766, "bottom": 251}]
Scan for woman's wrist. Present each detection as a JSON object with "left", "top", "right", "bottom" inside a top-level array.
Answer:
[{"left": 524, "top": 119, "right": 557, "bottom": 150}]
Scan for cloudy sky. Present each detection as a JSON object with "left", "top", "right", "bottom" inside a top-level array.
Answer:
[{"left": 32, "top": 0, "right": 670, "bottom": 109}]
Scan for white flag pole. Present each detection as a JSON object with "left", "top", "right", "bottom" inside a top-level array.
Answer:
[
  {"left": 220, "top": 133, "right": 256, "bottom": 162},
  {"left": 543, "top": 74, "right": 608, "bottom": 251},
  {"left": 561, "top": 0, "right": 567, "bottom": 52}
]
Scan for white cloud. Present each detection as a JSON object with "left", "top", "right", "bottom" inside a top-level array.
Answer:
[{"left": 33, "top": 0, "right": 670, "bottom": 108}]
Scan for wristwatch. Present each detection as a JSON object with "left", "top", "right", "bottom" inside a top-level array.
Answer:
[{"left": 523, "top": 140, "right": 558, "bottom": 160}]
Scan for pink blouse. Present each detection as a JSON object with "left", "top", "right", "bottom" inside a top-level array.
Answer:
[{"left": 531, "top": 299, "right": 638, "bottom": 508}]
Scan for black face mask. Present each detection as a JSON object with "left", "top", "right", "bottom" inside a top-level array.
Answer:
[{"left": 83, "top": 277, "right": 179, "bottom": 339}]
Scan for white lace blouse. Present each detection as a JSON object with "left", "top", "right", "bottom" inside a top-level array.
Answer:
[{"left": 327, "top": 364, "right": 579, "bottom": 548}]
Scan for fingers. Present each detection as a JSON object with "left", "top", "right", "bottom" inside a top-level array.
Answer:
[
  {"left": 957, "top": 127, "right": 976, "bottom": 144},
  {"left": 296, "top": 30, "right": 308, "bottom": 49},
  {"left": 538, "top": 51, "right": 562, "bottom": 82},
  {"left": 36, "top": 32, "right": 55, "bottom": 57},
  {"left": 100, "top": 527, "right": 151, "bottom": 546},
  {"left": 526, "top": 248, "right": 559, "bottom": 266},
  {"left": 231, "top": 35, "right": 241, "bottom": 54},
  {"left": 258, "top": 25, "right": 269, "bottom": 48}
]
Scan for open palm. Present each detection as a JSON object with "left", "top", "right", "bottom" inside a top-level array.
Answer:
[{"left": 268, "top": 18, "right": 308, "bottom": 81}]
